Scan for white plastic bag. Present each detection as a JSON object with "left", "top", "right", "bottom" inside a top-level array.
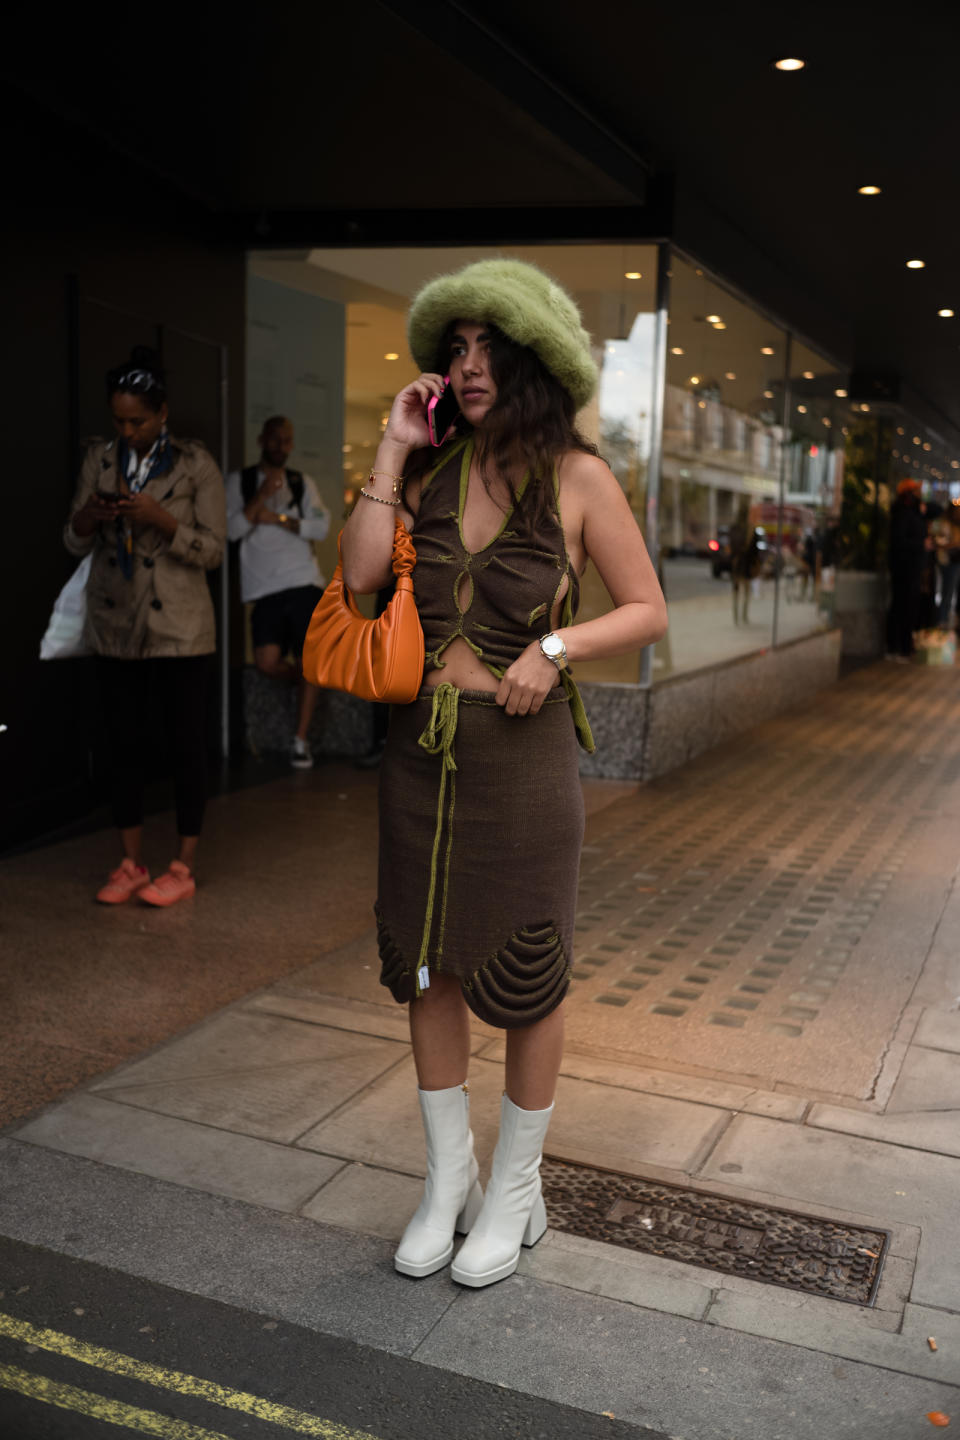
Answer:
[{"left": 39, "top": 553, "right": 93, "bottom": 659}]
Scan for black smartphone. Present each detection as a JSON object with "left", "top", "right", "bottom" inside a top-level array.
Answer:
[{"left": 427, "top": 378, "right": 460, "bottom": 447}]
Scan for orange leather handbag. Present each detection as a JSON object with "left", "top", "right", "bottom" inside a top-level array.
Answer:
[{"left": 301, "top": 518, "right": 425, "bottom": 704}]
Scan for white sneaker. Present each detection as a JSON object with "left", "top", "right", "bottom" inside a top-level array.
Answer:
[{"left": 290, "top": 737, "right": 313, "bottom": 769}]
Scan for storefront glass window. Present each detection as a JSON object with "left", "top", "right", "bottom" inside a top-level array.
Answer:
[{"left": 657, "top": 255, "right": 788, "bottom": 679}]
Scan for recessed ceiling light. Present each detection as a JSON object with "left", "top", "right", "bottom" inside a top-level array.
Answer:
[
  {"left": 861, "top": 404, "right": 871, "bottom": 412},
  {"left": 913, "top": 436, "right": 921, "bottom": 444},
  {"left": 690, "top": 375, "right": 701, "bottom": 385},
  {"left": 797, "top": 405, "right": 808, "bottom": 414},
  {"left": 896, "top": 427, "right": 905, "bottom": 435},
  {"left": 835, "top": 388, "right": 848, "bottom": 397},
  {"left": 858, "top": 185, "right": 881, "bottom": 195},
  {"left": 625, "top": 271, "right": 642, "bottom": 280},
  {"left": 705, "top": 314, "right": 722, "bottom": 324},
  {"left": 906, "top": 259, "right": 925, "bottom": 269},
  {"left": 670, "top": 346, "right": 685, "bottom": 355},
  {"left": 892, "top": 449, "right": 900, "bottom": 458},
  {"left": 774, "top": 57, "right": 805, "bottom": 71},
  {"left": 698, "top": 400, "right": 707, "bottom": 409},
  {"left": 725, "top": 372, "right": 737, "bottom": 380},
  {"left": 764, "top": 390, "right": 774, "bottom": 399},
  {"left": 802, "top": 370, "right": 815, "bottom": 379},
  {"left": 842, "top": 427, "right": 849, "bottom": 436},
  {"left": 939, "top": 308, "right": 955, "bottom": 317},
  {"left": 952, "top": 461, "right": 960, "bottom": 470},
  {"left": 384, "top": 352, "right": 399, "bottom": 360},
  {"left": 761, "top": 346, "right": 775, "bottom": 355},
  {"left": 712, "top": 322, "right": 727, "bottom": 330},
  {"left": 823, "top": 418, "right": 832, "bottom": 427},
  {"left": 923, "top": 442, "right": 932, "bottom": 451}
]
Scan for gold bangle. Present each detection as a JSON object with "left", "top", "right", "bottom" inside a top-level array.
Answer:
[{"left": 359, "top": 487, "right": 402, "bottom": 507}]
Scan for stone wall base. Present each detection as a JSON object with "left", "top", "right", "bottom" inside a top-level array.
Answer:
[{"left": 579, "top": 627, "right": 843, "bottom": 782}]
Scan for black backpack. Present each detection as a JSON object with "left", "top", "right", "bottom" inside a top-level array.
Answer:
[{"left": 240, "top": 465, "right": 305, "bottom": 516}]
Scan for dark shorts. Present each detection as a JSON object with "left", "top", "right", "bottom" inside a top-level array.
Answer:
[{"left": 251, "top": 584, "right": 324, "bottom": 655}]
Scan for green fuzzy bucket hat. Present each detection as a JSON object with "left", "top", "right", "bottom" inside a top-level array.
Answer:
[{"left": 407, "top": 258, "right": 598, "bottom": 411}]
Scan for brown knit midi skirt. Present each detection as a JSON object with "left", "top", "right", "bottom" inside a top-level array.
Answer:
[{"left": 376, "top": 683, "right": 584, "bottom": 1029}]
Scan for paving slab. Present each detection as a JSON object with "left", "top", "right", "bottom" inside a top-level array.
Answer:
[
  {"left": 300, "top": 1162, "right": 423, "bottom": 1241},
  {"left": 699, "top": 1114, "right": 960, "bottom": 1313},
  {"left": 913, "top": 1007, "right": 960, "bottom": 1055},
  {"left": 476, "top": 1040, "right": 808, "bottom": 1120},
  {"left": 243, "top": 986, "right": 499, "bottom": 1050},
  {"left": 808, "top": 1101, "right": 960, "bottom": 1158},
  {"left": 414, "top": 1271, "right": 960, "bottom": 1440},
  {"left": 296, "top": 1055, "right": 730, "bottom": 1179},
  {"left": 11, "top": 1091, "right": 345, "bottom": 1211},
  {"left": 886, "top": 1045, "right": 960, "bottom": 1112},
  {"left": 90, "top": 1010, "right": 407, "bottom": 1143},
  {"left": 706, "top": 1284, "right": 960, "bottom": 1383}
]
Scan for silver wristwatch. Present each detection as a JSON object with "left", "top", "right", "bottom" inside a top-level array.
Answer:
[{"left": 538, "top": 632, "right": 568, "bottom": 671}]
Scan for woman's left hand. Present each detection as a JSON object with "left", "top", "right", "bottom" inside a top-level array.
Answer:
[
  {"left": 115, "top": 493, "right": 178, "bottom": 538},
  {"left": 495, "top": 642, "right": 561, "bottom": 716}
]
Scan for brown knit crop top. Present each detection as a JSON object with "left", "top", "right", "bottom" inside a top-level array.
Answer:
[{"left": 411, "top": 438, "right": 580, "bottom": 679}]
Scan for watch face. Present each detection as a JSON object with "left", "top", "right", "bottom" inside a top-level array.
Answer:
[{"left": 541, "top": 634, "right": 564, "bottom": 658}]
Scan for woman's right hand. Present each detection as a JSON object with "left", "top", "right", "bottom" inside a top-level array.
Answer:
[
  {"left": 381, "top": 373, "right": 446, "bottom": 453},
  {"left": 72, "top": 492, "right": 118, "bottom": 537}
]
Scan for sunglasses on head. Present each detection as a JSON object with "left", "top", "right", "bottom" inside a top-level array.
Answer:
[{"left": 116, "top": 368, "right": 159, "bottom": 392}]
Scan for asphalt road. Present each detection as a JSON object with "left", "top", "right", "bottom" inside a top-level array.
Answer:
[{"left": 0, "top": 1237, "right": 669, "bottom": 1440}]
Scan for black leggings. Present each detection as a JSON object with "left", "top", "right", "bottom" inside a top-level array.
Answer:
[{"left": 96, "top": 657, "right": 209, "bottom": 837}]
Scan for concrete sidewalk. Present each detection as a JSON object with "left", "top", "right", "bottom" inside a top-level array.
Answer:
[{"left": 3, "top": 659, "right": 960, "bottom": 1438}]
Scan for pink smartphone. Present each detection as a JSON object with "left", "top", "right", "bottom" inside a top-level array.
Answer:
[{"left": 426, "top": 377, "right": 460, "bottom": 447}]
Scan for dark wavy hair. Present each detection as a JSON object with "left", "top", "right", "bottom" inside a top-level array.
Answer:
[
  {"left": 405, "top": 322, "right": 598, "bottom": 530},
  {"left": 106, "top": 346, "right": 167, "bottom": 413}
]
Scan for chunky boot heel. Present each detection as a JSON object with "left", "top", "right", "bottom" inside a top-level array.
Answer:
[
  {"left": 395, "top": 1084, "right": 483, "bottom": 1279},
  {"left": 521, "top": 1191, "right": 547, "bottom": 1248},
  {"left": 451, "top": 1095, "right": 554, "bottom": 1289}
]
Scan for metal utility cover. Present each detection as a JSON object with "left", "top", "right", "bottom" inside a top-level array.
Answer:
[{"left": 541, "top": 1159, "right": 890, "bottom": 1306}]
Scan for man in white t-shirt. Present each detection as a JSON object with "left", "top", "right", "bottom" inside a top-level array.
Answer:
[{"left": 226, "top": 416, "right": 331, "bottom": 767}]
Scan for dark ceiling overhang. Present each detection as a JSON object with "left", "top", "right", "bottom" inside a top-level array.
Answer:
[{"left": 7, "top": 1, "right": 960, "bottom": 442}]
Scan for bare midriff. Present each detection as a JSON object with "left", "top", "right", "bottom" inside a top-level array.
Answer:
[{"left": 424, "top": 585, "right": 568, "bottom": 691}]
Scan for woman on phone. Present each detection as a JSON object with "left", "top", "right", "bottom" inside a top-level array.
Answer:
[
  {"left": 64, "top": 347, "right": 226, "bottom": 906},
  {"left": 342, "top": 259, "right": 667, "bottom": 1288}
]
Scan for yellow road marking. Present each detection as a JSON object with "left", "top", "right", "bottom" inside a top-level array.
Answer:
[
  {"left": 0, "top": 1312, "right": 382, "bottom": 1439},
  {"left": 0, "top": 1362, "right": 235, "bottom": 1439}
]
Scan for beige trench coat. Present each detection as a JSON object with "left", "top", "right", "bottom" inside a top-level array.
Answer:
[{"left": 64, "top": 436, "right": 226, "bottom": 659}]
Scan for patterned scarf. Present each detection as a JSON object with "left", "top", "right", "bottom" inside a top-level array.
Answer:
[{"left": 115, "top": 429, "right": 175, "bottom": 578}]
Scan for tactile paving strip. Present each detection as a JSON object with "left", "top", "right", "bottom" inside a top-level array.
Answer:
[
  {"left": 568, "top": 666, "right": 957, "bottom": 1059},
  {"left": 541, "top": 1158, "right": 890, "bottom": 1305}
]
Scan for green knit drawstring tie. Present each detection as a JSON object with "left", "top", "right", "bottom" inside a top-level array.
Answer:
[{"left": 415, "top": 682, "right": 461, "bottom": 995}]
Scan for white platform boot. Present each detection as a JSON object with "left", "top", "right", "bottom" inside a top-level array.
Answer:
[
  {"left": 394, "top": 1084, "right": 484, "bottom": 1278},
  {"left": 451, "top": 1094, "right": 553, "bottom": 1288}
]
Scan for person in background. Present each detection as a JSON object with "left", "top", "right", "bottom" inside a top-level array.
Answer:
[
  {"left": 64, "top": 346, "right": 226, "bottom": 906},
  {"left": 226, "top": 417, "right": 331, "bottom": 768},
  {"left": 887, "top": 479, "right": 928, "bottom": 660},
  {"left": 932, "top": 502, "right": 960, "bottom": 629},
  {"left": 728, "top": 497, "right": 761, "bottom": 625}
]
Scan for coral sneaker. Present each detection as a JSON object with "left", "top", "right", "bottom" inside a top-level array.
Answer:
[
  {"left": 138, "top": 860, "right": 196, "bottom": 907},
  {"left": 96, "top": 858, "right": 151, "bottom": 905}
]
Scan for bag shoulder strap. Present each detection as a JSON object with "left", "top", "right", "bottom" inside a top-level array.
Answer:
[
  {"left": 240, "top": 466, "right": 259, "bottom": 506},
  {"left": 286, "top": 469, "right": 305, "bottom": 515}
]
